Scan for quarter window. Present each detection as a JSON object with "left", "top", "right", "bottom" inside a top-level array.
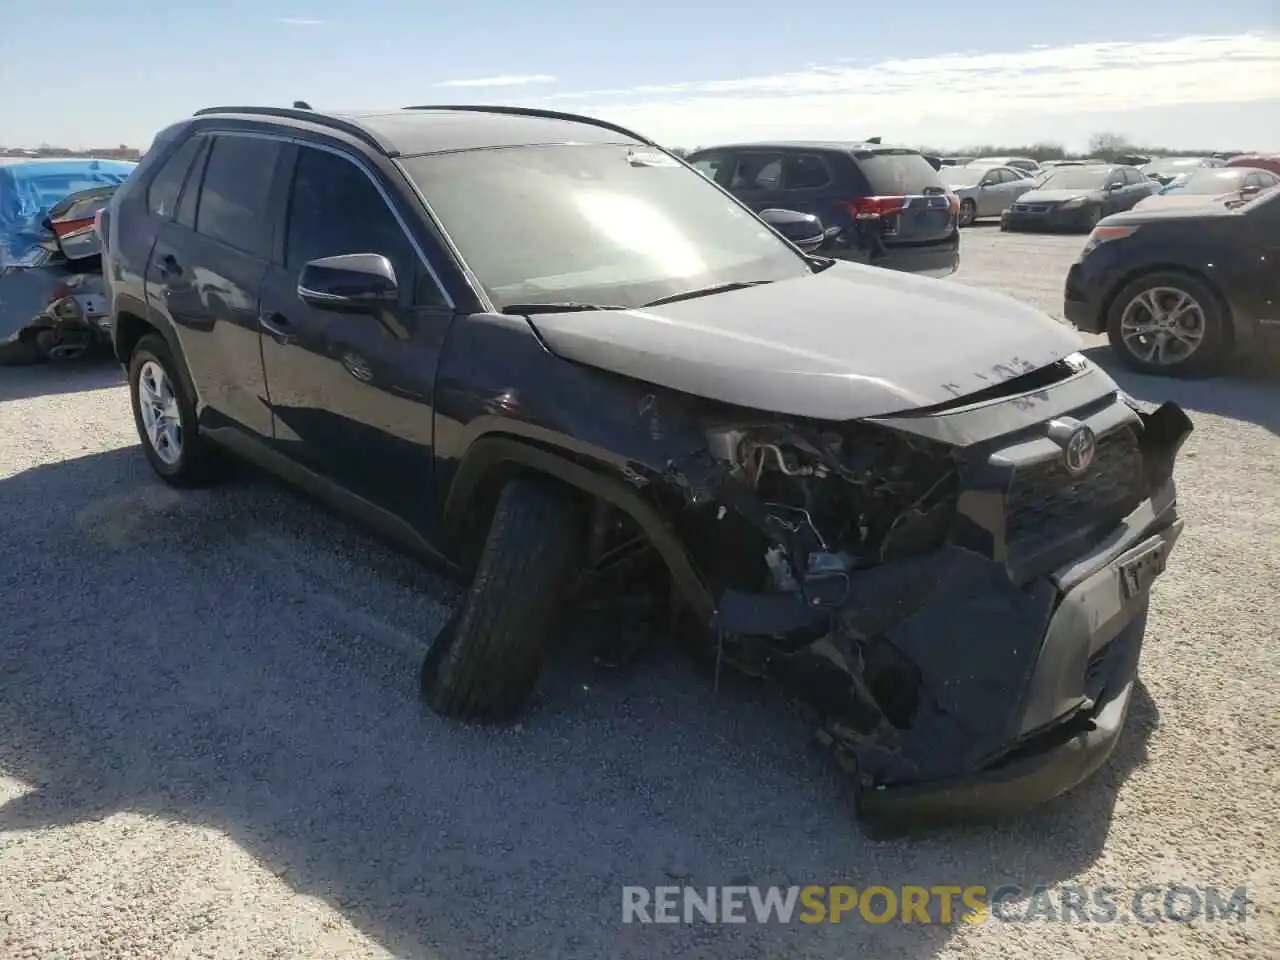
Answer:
[
  {"left": 146, "top": 136, "right": 203, "bottom": 219},
  {"left": 783, "top": 155, "right": 830, "bottom": 190},
  {"left": 194, "top": 135, "right": 281, "bottom": 258}
]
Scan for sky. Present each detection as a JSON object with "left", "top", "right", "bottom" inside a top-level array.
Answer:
[{"left": 3, "top": 1, "right": 1277, "bottom": 152}]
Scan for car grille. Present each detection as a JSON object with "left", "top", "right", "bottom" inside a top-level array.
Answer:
[
  {"left": 1012, "top": 203, "right": 1051, "bottom": 213},
  {"left": 1004, "top": 427, "right": 1145, "bottom": 548}
]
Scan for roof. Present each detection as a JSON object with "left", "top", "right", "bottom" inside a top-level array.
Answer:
[
  {"left": 689, "top": 140, "right": 917, "bottom": 155},
  {"left": 191, "top": 105, "right": 650, "bottom": 157}
]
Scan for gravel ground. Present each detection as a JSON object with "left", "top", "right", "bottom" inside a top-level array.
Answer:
[{"left": 1, "top": 228, "right": 1277, "bottom": 959}]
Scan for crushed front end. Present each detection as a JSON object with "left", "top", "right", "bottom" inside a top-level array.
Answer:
[{"left": 676, "top": 355, "right": 1191, "bottom": 826}]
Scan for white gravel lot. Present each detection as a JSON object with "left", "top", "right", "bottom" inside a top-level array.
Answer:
[{"left": 1, "top": 227, "right": 1277, "bottom": 960}]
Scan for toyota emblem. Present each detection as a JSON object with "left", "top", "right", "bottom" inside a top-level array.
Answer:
[{"left": 1063, "top": 425, "right": 1097, "bottom": 476}]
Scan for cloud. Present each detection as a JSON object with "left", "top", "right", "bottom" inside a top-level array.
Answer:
[
  {"left": 278, "top": 17, "right": 325, "bottom": 25},
  {"left": 436, "top": 74, "right": 557, "bottom": 88},
  {"left": 526, "top": 32, "right": 1280, "bottom": 150}
]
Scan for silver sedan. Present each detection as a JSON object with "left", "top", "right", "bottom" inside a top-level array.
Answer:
[{"left": 938, "top": 164, "right": 1038, "bottom": 226}]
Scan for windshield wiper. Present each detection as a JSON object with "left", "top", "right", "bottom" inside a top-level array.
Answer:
[
  {"left": 642, "top": 280, "right": 773, "bottom": 307},
  {"left": 500, "top": 301, "right": 626, "bottom": 315}
]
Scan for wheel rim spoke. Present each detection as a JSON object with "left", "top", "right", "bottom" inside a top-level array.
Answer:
[
  {"left": 137, "top": 360, "right": 184, "bottom": 465},
  {"left": 1119, "top": 286, "right": 1207, "bottom": 365}
]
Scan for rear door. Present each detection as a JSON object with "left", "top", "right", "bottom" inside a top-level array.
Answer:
[
  {"left": 850, "top": 148, "right": 956, "bottom": 246},
  {"left": 144, "top": 132, "right": 285, "bottom": 438}
]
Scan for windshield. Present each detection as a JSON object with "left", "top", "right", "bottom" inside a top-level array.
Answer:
[
  {"left": 1034, "top": 167, "right": 1110, "bottom": 190},
  {"left": 399, "top": 144, "right": 811, "bottom": 310},
  {"left": 938, "top": 166, "right": 981, "bottom": 186},
  {"left": 1164, "top": 169, "right": 1247, "bottom": 194},
  {"left": 1142, "top": 158, "right": 1207, "bottom": 176}
]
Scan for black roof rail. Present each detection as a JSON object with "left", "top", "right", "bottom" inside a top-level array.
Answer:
[
  {"left": 190, "top": 105, "right": 394, "bottom": 154},
  {"left": 401, "top": 104, "right": 657, "bottom": 146}
]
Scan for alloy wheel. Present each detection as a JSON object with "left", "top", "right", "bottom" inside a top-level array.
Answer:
[
  {"left": 1118, "top": 286, "right": 1207, "bottom": 367},
  {"left": 137, "top": 359, "right": 183, "bottom": 465}
]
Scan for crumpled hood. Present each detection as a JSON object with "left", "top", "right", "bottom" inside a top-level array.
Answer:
[{"left": 525, "top": 261, "right": 1084, "bottom": 420}]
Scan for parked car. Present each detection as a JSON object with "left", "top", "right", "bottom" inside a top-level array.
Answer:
[
  {"left": 966, "top": 156, "right": 1042, "bottom": 175},
  {"left": 0, "top": 160, "right": 134, "bottom": 364},
  {"left": 101, "top": 103, "right": 1191, "bottom": 829},
  {"left": 1140, "top": 156, "right": 1224, "bottom": 186},
  {"left": 686, "top": 141, "right": 959, "bottom": 277},
  {"left": 938, "top": 156, "right": 974, "bottom": 167},
  {"left": 1065, "top": 185, "right": 1280, "bottom": 374},
  {"left": 1226, "top": 153, "right": 1280, "bottom": 176},
  {"left": 937, "top": 163, "right": 1036, "bottom": 226},
  {"left": 1002, "top": 164, "right": 1158, "bottom": 232},
  {"left": 1133, "top": 166, "right": 1280, "bottom": 211}
]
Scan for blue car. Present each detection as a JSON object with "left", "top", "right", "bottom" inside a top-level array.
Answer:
[{"left": 1, "top": 158, "right": 136, "bottom": 265}]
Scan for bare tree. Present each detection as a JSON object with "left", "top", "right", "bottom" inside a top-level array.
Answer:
[{"left": 1088, "top": 132, "right": 1133, "bottom": 161}]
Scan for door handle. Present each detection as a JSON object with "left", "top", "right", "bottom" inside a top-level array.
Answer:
[
  {"left": 260, "top": 312, "right": 296, "bottom": 345},
  {"left": 157, "top": 253, "right": 182, "bottom": 278}
]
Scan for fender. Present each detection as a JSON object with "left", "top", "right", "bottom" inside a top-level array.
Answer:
[{"left": 443, "top": 434, "right": 715, "bottom": 625}]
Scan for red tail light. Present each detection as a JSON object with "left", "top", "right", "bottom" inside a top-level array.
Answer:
[
  {"left": 50, "top": 216, "right": 95, "bottom": 238},
  {"left": 842, "top": 196, "right": 907, "bottom": 219}
]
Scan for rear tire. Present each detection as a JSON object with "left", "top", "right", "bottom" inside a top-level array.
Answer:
[
  {"left": 127, "top": 333, "right": 223, "bottom": 486},
  {"left": 421, "top": 477, "right": 585, "bottom": 721}
]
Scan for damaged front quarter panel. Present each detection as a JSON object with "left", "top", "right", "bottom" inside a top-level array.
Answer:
[{"left": 666, "top": 380, "right": 1192, "bottom": 825}]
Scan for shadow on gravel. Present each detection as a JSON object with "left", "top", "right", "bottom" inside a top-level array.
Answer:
[
  {"left": 0, "top": 446, "right": 1155, "bottom": 960},
  {"left": 1083, "top": 345, "right": 1280, "bottom": 437},
  {"left": 0, "top": 357, "right": 123, "bottom": 403}
]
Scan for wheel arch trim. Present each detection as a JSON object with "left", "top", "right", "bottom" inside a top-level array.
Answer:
[{"left": 443, "top": 434, "right": 715, "bottom": 625}]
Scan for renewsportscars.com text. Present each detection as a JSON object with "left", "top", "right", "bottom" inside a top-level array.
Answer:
[{"left": 621, "top": 884, "right": 1249, "bottom": 925}]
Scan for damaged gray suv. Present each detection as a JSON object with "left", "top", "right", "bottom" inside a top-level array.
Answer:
[{"left": 102, "top": 104, "right": 1191, "bottom": 830}]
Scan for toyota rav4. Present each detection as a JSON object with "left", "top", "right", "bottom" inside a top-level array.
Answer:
[{"left": 100, "top": 104, "right": 1191, "bottom": 829}]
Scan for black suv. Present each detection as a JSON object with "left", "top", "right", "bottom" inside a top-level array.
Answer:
[
  {"left": 102, "top": 104, "right": 1190, "bottom": 828},
  {"left": 684, "top": 142, "right": 960, "bottom": 276}
]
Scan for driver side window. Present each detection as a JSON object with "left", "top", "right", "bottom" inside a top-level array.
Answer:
[{"left": 283, "top": 146, "right": 444, "bottom": 307}]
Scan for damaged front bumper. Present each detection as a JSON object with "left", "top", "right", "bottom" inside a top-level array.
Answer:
[{"left": 703, "top": 389, "right": 1192, "bottom": 827}]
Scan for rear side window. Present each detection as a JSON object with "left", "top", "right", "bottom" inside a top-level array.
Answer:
[
  {"left": 729, "top": 154, "right": 784, "bottom": 190},
  {"left": 146, "top": 136, "right": 203, "bottom": 219},
  {"left": 852, "top": 150, "right": 943, "bottom": 195},
  {"left": 194, "top": 135, "right": 281, "bottom": 258},
  {"left": 782, "top": 155, "right": 831, "bottom": 190},
  {"left": 690, "top": 154, "right": 727, "bottom": 181}
]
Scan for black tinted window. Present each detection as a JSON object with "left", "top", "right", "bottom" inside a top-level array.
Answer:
[
  {"left": 783, "top": 155, "right": 830, "bottom": 190},
  {"left": 285, "top": 147, "right": 438, "bottom": 306},
  {"left": 146, "top": 136, "right": 202, "bottom": 219},
  {"left": 690, "top": 154, "right": 727, "bottom": 181},
  {"left": 730, "top": 154, "right": 784, "bottom": 190},
  {"left": 194, "top": 135, "right": 280, "bottom": 258},
  {"left": 175, "top": 138, "right": 209, "bottom": 228},
  {"left": 852, "top": 150, "right": 943, "bottom": 195}
]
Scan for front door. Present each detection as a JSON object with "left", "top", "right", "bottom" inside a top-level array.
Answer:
[
  {"left": 257, "top": 143, "right": 453, "bottom": 531},
  {"left": 724, "top": 151, "right": 786, "bottom": 212}
]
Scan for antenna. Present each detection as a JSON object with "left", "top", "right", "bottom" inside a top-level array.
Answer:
[{"left": 293, "top": 100, "right": 312, "bottom": 110}]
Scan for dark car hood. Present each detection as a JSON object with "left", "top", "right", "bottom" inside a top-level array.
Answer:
[
  {"left": 1100, "top": 198, "right": 1241, "bottom": 227},
  {"left": 1018, "top": 188, "right": 1103, "bottom": 203},
  {"left": 524, "top": 261, "right": 1085, "bottom": 420}
]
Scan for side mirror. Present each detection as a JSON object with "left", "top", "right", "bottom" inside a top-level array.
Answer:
[
  {"left": 297, "top": 253, "right": 398, "bottom": 313},
  {"left": 1239, "top": 184, "right": 1262, "bottom": 198},
  {"left": 759, "top": 208, "right": 825, "bottom": 253}
]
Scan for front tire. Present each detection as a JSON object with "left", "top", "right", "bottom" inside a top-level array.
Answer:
[
  {"left": 421, "top": 476, "right": 585, "bottom": 721},
  {"left": 127, "top": 333, "right": 221, "bottom": 485},
  {"left": 958, "top": 200, "right": 977, "bottom": 228},
  {"left": 1105, "top": 271, "right": 1227, "bottom": 376}
]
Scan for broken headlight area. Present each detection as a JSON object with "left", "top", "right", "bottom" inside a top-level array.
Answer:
[{"left": 697, "top": 419, "right": 963, "bottom": 615}]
